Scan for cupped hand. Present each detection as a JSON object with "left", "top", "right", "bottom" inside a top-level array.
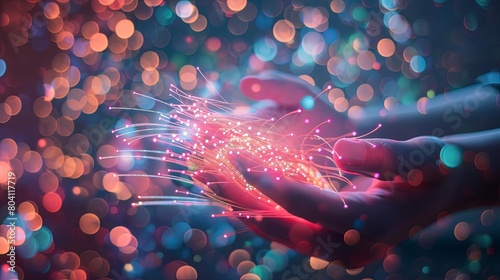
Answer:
[
  {"left": 190, "top": 72, "right": 491, "bottom": 268},
  {"left": 216, "top": 135, "right": 488, "bottom": 268}
]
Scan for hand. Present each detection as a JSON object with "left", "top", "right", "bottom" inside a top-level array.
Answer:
[
  {"left": 192, "top": 72, "right": 499, "bottom": 268},
  {"left": 217, "top": 134, "right": 495, "bottom": 268},
  {"left": 238, "top": 71, "right": 353, "bottom": 143}
]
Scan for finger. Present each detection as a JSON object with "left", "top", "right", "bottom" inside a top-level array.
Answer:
[
  {"left": 239, "top": 71, "right": 320, "bottom": 106},
  {"left": 191, "top": 171, "right": 275, "bottom": 211},
  {"left": 193, "top": 170, "right": 374, "bottom": 267},
  {"left": 232, "top": 100, "right": 279, "bottom": 119},
  {"left": 227, "top": 150, "right": 378, "bottom": 233},
  {"left": 333, "top": 137, "right": 445, "bottom": 183}
]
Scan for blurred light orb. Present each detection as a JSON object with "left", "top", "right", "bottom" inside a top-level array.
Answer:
[
  {"left": 410, "top": 55, "right": 426, "bottom": 73},
  {"left": 176, "top": 265, "right": 198, "bottom": 279},
  {"left": 440, "top": 144, "right": 462, "bottom": 168},
  {"left": 115, "top": 19, "right": 135, "bottom": 39},
  {"left": 273, "top": 19, "right": 295, "bottom": 43},
  {"left": 254, "top": 37, "right": 277, "bottom": 62},
  {"left": 228, "top": 0, "right": 247, "bottom": 12},
  {"left": 0, "top": 59, "right": 6, "bottom": 77},
  {"left": 377, "top": 38, "right": 396, "bottom": 57},
  {"left": 380, "top": 0, "right": 399, "bottom": 10},
  {"left": 300, "top": 95, "right": 315, "bottom": 110},
  {"left": 175, "top": 1, "right": 195, "bottom": 19},
  {"left": 301, "top": 31, "right": 325, "bottom": 56}
]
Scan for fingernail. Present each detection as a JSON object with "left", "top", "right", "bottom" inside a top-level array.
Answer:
[{"left": 334, "top": 139, "right": 367, "bottom": 167}]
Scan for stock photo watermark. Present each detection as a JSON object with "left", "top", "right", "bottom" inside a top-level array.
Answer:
[
  {"left": 379, "top": 84, "right": 495, "bottom": 181},
  {"left": 5, "top": 171, "right": 17, "bottom": 273}
]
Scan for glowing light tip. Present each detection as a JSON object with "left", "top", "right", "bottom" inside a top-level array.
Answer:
[
  {"left": 223, "top": 234, "right": 228, "bottom": 238},
  {"left": 327, "top": 85, "right": 332, "bottom": 89},
  {"left": 344, "top": 204, "right": 348, "bottom": 208}
]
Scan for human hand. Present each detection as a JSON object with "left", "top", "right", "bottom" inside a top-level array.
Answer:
[
  {"left": 190, "top": 72, "right": 499, "bottom": 268},
  {"left": 218, "top": 134, "right": 494, "bottom": 268},
  {"left": 239, "top": 70, "right": 352, "bottom": 143}
]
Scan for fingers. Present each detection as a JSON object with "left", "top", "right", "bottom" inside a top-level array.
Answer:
[
  {"left": 232, "top": 100, "right": 279, "bottom": 119},
  {"left": 191, "top": 171, "right": 275, "bottom": 211},
  {"left": 227, "top": 150, "right": 377, "bottom": 233},
  {"left": 239, "top": 70, "right": 320, "bottom": 107},
  {"left": 333, "top": 137, "right": 445, "bottom": 183}
]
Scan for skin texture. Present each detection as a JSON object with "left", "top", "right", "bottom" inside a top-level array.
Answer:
[{"left": 198, "top": 71, "right": 500, "bottom": 268}]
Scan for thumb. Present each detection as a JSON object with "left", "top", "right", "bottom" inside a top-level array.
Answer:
[
  {"left": 333, "top": 137, "right": 445, "bottom": 183},
  {"left": 239, "top": 71, "right": 320, "bottom": 107}
]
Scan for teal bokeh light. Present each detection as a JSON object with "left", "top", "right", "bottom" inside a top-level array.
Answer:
[
  {"left": 422, "top": 266, "right": 430, "bottom": 274},
  {"left": 300, "top": 95, "right": 315, "bottom": 110},
  {"left": 440, "top": 144, "right": 462, "bottom": 168},
  {"left": 254, "top": 38, "right": 277, "bottom": 62},
  {"left": 34, "top": 226, "right": 53, "bottom": 252},
  {"left": 263, "top": 250, "right": 288, "bottom": 272},
  {"left": 250, "top": 265, "right": 273, "bottom": 280},
  {"left": 155, "top": 6, "right": 175, "bottom": 26},
  {"left": 0, "top": 59, "right": 6, "bottom": 77}
]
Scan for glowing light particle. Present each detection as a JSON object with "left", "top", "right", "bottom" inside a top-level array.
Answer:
[
  {"left": 454, "top": 222, "right": 470, "bottom": 241},
  {"left": 380, "top": 0, "right": 399, "bottom": 10},
  {"left": 300, "top": 96, "right": 315, "bottom": 110},
  {"left": 377, "top": 38, "right": 395, "bottom": 57},
  {"left": 254, "top": 38, "right": 277, "bottom": 62},
  {"left": 227, "top": 0, "right": 247, "bottom": 12},
  {"left": 176, "top": 265, "right": 198, "bottom": 280},
  {"left": 422, "top": 266, "right": 430, "bottom": 274},
  {"left": 175, "top": 1, "right": 195, "bottom": 19},
  {"left": 440, "top": 144, "right": 462, "bottom": 168},
  {"left": 273, "top": 19, "right": 295, "bottom": 43},
  {"left": 42, "top": 192, "right": 62, "bottom": 213},
  {"left": 115, "top": 19, "right": 135, "bottom": 39},
  {"left": 0, "top": 59, "right": 6, "bottom": 77},
  {"left": 89, "top": 33, "right": 108, "bottom": 52},
  {"left": 410, "top": 55, "right": 426, "bottom": 73},
  {"left": 43, "top": 2, "right": 60, "bottom": 19},
  {"left": 80, "top": 213, "right": 101, "bottom": 235},
  {"left": 427, "top": 89, "right": 435, "bottom": 98}
]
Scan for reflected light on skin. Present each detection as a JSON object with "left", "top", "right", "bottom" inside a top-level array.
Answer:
[{"left": 101, "top": 72, "right": 381, "bottom": 221}]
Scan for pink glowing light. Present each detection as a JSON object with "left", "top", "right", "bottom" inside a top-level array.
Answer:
[{"left": 101, "top": 71, "right": 382, "bottom": 221}]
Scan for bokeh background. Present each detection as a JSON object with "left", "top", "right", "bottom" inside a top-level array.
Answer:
[{"left": 1, "top": 0, "right": 500, "bottom": 279}]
